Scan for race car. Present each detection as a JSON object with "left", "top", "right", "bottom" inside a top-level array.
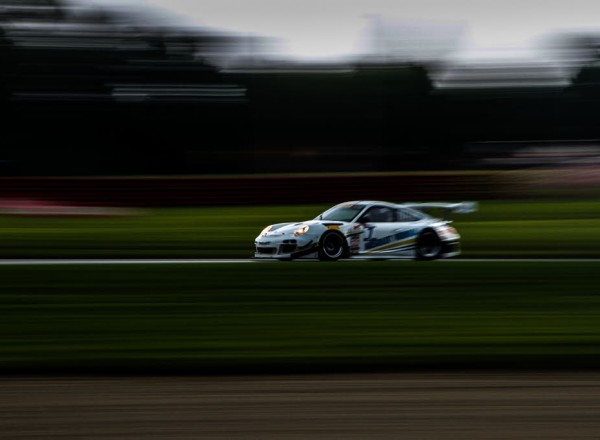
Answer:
[{"left": 254, "top": 200, "right": 477, "bottom": 261}]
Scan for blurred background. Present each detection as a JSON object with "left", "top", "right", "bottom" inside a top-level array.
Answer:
[
  {"left": 1, "top": 0, "right": 600, "bottom": 177},
  {"left": 0, "top": 0, "right": 598, "bottom": 282}
]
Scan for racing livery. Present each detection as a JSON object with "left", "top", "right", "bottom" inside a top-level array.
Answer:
[{"left": 254, "top": 201, "right": 477, "bottom": 261}]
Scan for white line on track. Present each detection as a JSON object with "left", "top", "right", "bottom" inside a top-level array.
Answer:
[
  {"left": 0, "top": 259, "right": 256, "bottom": 265},
  {"left": 443, "top": 258, "right": 600, "bottom": 263},
  {"left": 0, "top": 258, "right": 599, "bottom": 265}
]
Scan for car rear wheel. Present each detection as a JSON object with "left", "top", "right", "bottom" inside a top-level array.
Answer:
[
  {"left": 415, "top": 229, "right": 443, "bottom": 260},
  {"left": 318, "top": 231, "right": 348, "bottom": 261}
]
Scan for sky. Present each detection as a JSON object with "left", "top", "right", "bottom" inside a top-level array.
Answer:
[{"left": 89, "top": 0, "right": 600, "bottom": 61}]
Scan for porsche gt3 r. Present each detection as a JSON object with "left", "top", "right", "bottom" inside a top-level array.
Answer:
[{"left": 254, "top": 201, "right": 477, "bottom": 261}]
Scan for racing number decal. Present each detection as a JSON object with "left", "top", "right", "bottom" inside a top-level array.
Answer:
[{"left": 364, "top": 224, "right": 376, "bottom": 241}]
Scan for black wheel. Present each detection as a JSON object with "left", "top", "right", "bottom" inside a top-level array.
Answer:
[
  {"left": 318, "top": 231, "right": 348, "bottom": 261},
  {"left": 415, "top": 229, "right": 443, "bottom": 260}
]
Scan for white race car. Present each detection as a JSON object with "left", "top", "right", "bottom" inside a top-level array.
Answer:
[{"left": 254, "top": 201, "right": 477, "bottom": 261}]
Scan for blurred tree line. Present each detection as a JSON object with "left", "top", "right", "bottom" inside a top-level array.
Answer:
[{"left": 1, "top": 0, "right": 600, "bottom": 175}]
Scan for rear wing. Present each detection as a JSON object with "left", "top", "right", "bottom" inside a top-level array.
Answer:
[{"left": 404, "top": 201, "right": 478, "bottom": 215}]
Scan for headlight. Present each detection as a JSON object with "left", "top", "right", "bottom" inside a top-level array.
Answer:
[
  {"left": 260, "top": 225, "right": 273, "bottom": 236},
  {"left": 438, "top": 226, "right": 458, "bottom": 237},
  {"left": 293, "top": 225, "right": 309, "bottom": 236}
]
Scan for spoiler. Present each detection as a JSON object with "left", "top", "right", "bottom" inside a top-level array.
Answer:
[{"left": 404, "top": 201, "right": 478, "bottom": 214}]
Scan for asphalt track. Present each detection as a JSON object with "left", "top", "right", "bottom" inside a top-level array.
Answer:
[
  {"left": 3, "top": 373, "right": 600, "bottom": 439},
  {"left": 0, "top": 258, "right": 599, "bottom": 265}
]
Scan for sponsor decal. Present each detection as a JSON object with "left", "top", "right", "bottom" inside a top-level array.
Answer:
[
  {"left": 350, "top": 236, "right": 360, "bottom": 250},
  {"left": 327, "top": 225, "right": 340, "bottom": 230}
]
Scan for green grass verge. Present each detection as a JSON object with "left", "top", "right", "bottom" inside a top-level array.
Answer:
[
  {"left": 1, "top": 261, "right": 600, "bottom": 373},
  {"left": 0, "top": 199, "right": 599, "bottom": 258}
]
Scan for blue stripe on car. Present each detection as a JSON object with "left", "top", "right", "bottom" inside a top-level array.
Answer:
[{"left": 364, "top": 229, "right": 419, "bottom": 251}]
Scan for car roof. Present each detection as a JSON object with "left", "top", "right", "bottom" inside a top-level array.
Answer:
[{"left": 336, "top": 200, "right": 401, "bottom": 209}]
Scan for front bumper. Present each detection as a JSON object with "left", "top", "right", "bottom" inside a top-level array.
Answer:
[
  {"left": 254, "top": 236, "right": 318, "bottom": 259},
  {"left": 441, "top": 240, "right": 461, "bottom": 258}
]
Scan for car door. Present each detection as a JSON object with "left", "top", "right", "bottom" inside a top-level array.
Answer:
[{"left": 356, "top": 205, "right": 415, "bottom": 255}]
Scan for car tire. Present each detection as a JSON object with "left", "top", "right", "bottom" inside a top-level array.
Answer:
[
  {"left": 415, "top": 229, "right": 443, "bottom": 260},
  {"left": 318, "top": 231, "right": 348, "bottom": 261}
]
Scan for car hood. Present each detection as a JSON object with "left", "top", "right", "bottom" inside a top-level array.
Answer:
[{"left": 263, "top": 220, "right": 346, "bottom": 237}]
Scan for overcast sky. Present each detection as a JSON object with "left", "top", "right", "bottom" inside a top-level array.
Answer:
[{"left": 96, "top": 0, "right": 600, "bottom": 60}]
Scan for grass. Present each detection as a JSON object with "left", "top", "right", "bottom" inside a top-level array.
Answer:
[
  {"left": 1, "top": 261, "right": 600, "bottom": 373},
  {"left": 0, "top": 199, "right": 599, "bottom": 258}
]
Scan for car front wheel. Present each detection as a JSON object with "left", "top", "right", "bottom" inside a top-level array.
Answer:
[{"left": 318, "top": 231, "right": 348, "bottom": 261}]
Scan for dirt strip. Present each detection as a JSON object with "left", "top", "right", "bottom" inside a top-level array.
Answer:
[{"left": 2, "top": 372, "right": 600, "bottom": 439}]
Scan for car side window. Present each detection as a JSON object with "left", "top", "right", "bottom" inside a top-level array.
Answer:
[
  {"left": 396, "top": 208, "right": 420, "bottom": 222},
  {"left": 358, "top": 206, "right": 397, "bottom": 223}
]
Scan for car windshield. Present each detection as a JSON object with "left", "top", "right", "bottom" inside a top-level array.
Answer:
[{"left": 318, "top": 204, "right": 365, "bottom": 222}]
